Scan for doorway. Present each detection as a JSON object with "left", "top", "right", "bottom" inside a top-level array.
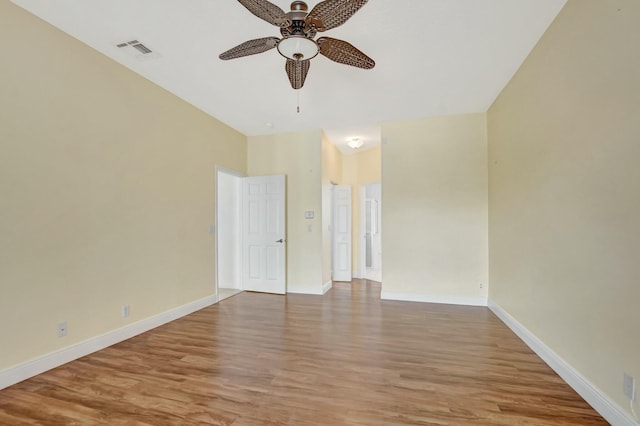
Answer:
[
  {"left": 360, "top": 182, "right": 382, "bottom": 282},
  {"left": 216, "top": 169, "right": 287, "bottom": 301},
  {"left": 241, "top": 175, "right": 287, "bottom": 294},
  {"left": 216, "top": 167, "right": 243, "bottom": 301},
  {"left": 332, "top": 184, "right": 352, "bottom": 282}
]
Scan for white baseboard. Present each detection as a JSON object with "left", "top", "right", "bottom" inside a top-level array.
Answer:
[
  {"left": 352, "top": 270, "right": 362, "bottom": 279},
  {"left": 381, "top": 291, "right": 488, "bottom": 307},
  {"left": 488, "top": 300, "right": 638, "bottom": 426},
  {"left": 0, "top": 295, "right": 217, "bottom": 391},
  {"left": 287, "top": 285, "right": 324, "bottom": 295},
  {"left": 322, "top": 281, "right": 333, "bottom": 294}
]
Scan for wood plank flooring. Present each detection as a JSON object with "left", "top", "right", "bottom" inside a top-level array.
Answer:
[{"left": 0, "top": 280, "right": 607, "bottom": 425}]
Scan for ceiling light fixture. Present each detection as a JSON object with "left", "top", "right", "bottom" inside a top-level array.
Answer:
[
  {"left": 277, "top": 36, "right": 319, "bottom": 61},
  {"left": 348, "top": 137, "right": 364, "bottom": 150}
]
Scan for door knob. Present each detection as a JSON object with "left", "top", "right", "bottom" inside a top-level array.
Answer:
[{"left": 276, "top": 239, "right": 284, "bottom": 243}]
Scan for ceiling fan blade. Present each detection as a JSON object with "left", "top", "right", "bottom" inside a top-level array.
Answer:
[
  {"left": 219, "top": 37, "right": 280, "bottom": 60},
  {"left": 317, "top": 37, "right": 375, "bottom": 69},
  {"left": 237, "top": 0, "right": 292, "bottom": 27},
  {"left": 306, "top": 0, "right": 368, "bottom": 32},
  {"left": 285, "top": 59, "right": 311, "bottom": 90}
]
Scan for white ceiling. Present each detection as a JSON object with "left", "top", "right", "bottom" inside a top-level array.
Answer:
[{"left": 11, "top": 0, "right": 566, "bottom": 152}]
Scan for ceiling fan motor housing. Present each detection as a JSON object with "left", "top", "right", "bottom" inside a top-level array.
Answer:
[
  {"left": 286, "top": 1, "right": 309, "bottom": 30},
  {"left": 290, "top": 1, "right": 308, "bottom": 13},
  {"left": 282, "top": 1, "right": 315, "bottom": 37},
  {"left": 277, "top": 0, "right": 319, "bottom": 61}
]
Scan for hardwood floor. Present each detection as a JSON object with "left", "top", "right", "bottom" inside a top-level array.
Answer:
[
  {"left": 217, "top": 287, "right": 243, "bottom": 302},
  {"left": 0, "top": 280, "right": 606, "bottom": 425}
]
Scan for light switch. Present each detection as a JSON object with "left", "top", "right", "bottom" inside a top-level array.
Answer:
[
  {"left": 305, "top": 211, "right": 314, "bottom": 219},
  {"left": 307, "top": 224, "right": 313, "bottom": 232}
]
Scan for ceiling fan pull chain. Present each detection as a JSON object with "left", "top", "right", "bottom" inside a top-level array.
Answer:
[{"left": 297, "top": 90, "right": 301, "bottom": 113}]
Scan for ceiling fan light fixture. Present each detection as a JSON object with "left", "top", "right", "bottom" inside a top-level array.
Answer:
[
  {"left": 348, "top": 137, "right": 364, "bottom": 150},
  {"left": 277, "top": 36, "right": 319, "bottom": 61},
  {"left": 221, "top": 0, "right": 375, "bottom": 89}
]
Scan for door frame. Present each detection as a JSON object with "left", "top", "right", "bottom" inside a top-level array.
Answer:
[
  {"left": 214, "top": 166, "right": 245, "bottom": 298},
  {"left": 359, "top": 181, "right": 382, "bottom": 282}
]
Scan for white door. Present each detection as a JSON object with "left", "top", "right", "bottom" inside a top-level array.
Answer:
[
  {"left": 332, "top": 185, "right": 352, "bottom": 282},
  {"left": 242, "top": 175, "right": 286, "bottom": 294}
]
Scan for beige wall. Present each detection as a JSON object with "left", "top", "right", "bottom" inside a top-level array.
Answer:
[
  {"left": 381, "top": 114, "right": 489, "bottom": 304},
  {"left": 321, "top": 133, "right": 343, "bottom": 285},
  {"left": 342, "top": 146, "right": 382, "bottom": 275},
  {"left": 355, "top": 146, "right": 383, "bottom": 184},
  {"left": 247, "top": 131, "right": 324, "bottom": 292},
  {"left": 488, "top": 0, "right": 640, "bottom": 416},
  {"left": 0, "top": 1, "right": 246, "bottom": 371}
]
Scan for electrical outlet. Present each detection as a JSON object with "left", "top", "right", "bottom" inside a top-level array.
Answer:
[
  {"left": 623, "top": 373, "right": 636, "bottom": 401},
  {"left": 479, "top": 283, "right": 484, "bottom": 289},
  {"left": 122, "top": 305, "right": 130, "bottom": 318},
  {"left": 57, "top": 322, "right": 68, "bottom": 337}
]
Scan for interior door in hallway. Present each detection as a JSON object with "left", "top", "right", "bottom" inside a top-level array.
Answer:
[
  {"left": 332, "top": 185, "right": 352, "bottom": 282},
  {"left": 242, "top": 175, "right": 286, "bottom": 294},
  {"left": 362, "top": 183, "right": 382, "bottom": 282}
]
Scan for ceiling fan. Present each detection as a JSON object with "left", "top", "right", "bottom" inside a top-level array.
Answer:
[{"left": 219, "top": 0, "right": 375, "bottom": 90}]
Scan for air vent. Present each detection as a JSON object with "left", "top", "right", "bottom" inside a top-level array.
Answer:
[
  {"left": 116, "top": 39, "right": 161, "bottom": 61},
  {"left": 132, "top": 43, "right": 152, "bottom": 54},
  {"left": 118, "top": 40, "right": 152, "bottom": 54}
]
